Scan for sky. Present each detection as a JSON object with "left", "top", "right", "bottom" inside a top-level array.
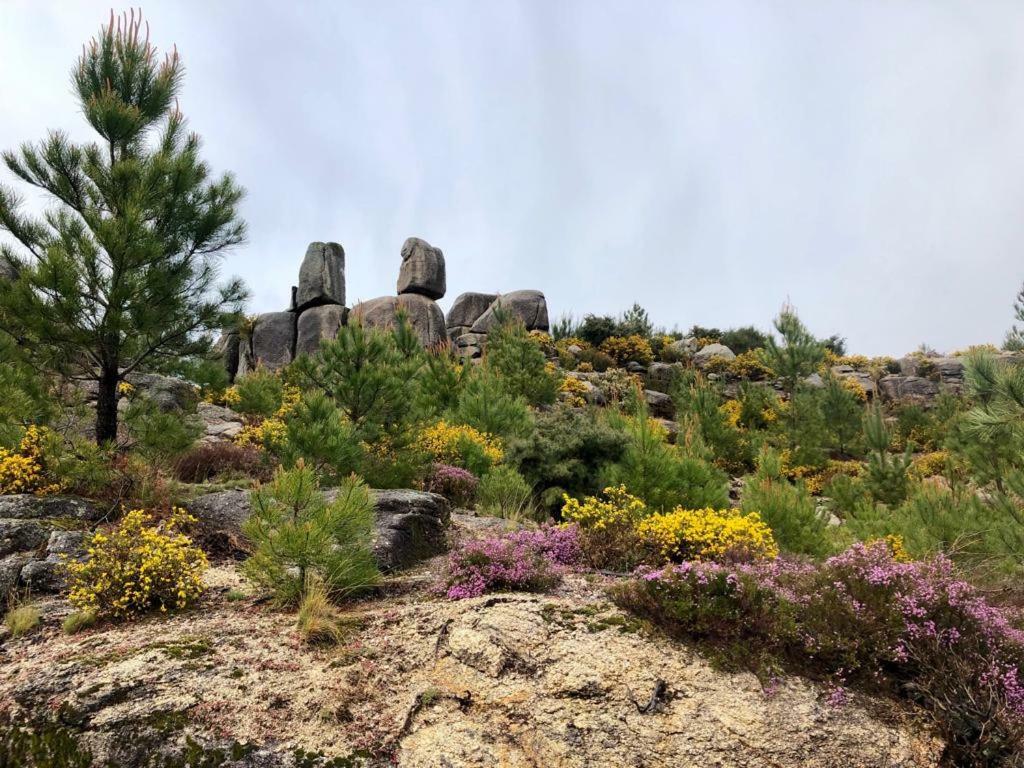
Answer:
[{"left": 2, "top": 1, "right": 1023, "bottom": 356}]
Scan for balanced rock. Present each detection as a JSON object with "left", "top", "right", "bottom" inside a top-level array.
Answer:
[
  {"left": 397, "top": 237, "right": 446, "bottom": 300},
  {"left": 296, "top": 241, "right": 345, "bottom": 310},
  {"left": 296, "top": 304, "right": 348, "bottom": 357},
  {"left": 250, "top": 311, "right": 296, "bottom": 370},
  {"left": 470, "top": 290, "right": 549, "bottom": 333},
  {"left": 446, "top": 292, "right": 497, "bottom": 330},
  {"left": 351, "top": 294, "right": 445, "bottom": 347}
]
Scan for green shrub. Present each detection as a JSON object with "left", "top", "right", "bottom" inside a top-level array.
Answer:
[
  {"left": 719, "top": 326, "right": 770, "bottom": 356},
  {"left": 123, "top": 396, "right": 202, "bottom": 467},
  {"left": 232, "top": 368, "right": 285, "bottom": 417},
  {"left": 741, "top": 449, "right": 829, "bottom": 556},
  {"left": 819, "top": 373, "right": 864, "bottom": 457},
  {"left": 775, "top": 388, "right": 829, "bottom": 470},
  {"left": 242, "top": 464, "right": 379, "bottom": 605},
  {"left": 577, "top": 346, "right": 615, "bottom": 372},
  {"left": 483, "top": 316, "right": 558, "bottom": 406},
  {"left": 282, "top": 390, "right": 361, "bottom": 479},
  {"left": 507, "top": 405, "right": 628, "bottom": 514},
  {"left": 602, "top": 409, "right": 728, "bottom": 512},
  {"left": 863, "top": 406, "right": 912, "bottom": 505},
  {"left": 451, "top": 367, "right": 533, "bottom": 439},
  {"left": 672, "top": 375, "right": 752, "bottom": 473},
  {"left": 577, "top": 314, "right": 618, "bottom": 347},
  {"left": 416, "top": 347, "right": 468, "bottom": 418},
  {"left": 294, "top": 321, "right": 420, "bottom": 444},
  {"left": 762, "top": 304, "right": 824, "bottom": 395},
  {"left": 477, "top": 465, "right": 536, "bottom": 521}
]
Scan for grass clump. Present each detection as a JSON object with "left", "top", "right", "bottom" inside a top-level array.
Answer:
[{"left": 4, "top": 601, "right": 41, "bottom": 638}]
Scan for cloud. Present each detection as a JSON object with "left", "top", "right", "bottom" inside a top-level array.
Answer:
[{"left": 2, "top": 0, "right": 1023, "bottom": 354}]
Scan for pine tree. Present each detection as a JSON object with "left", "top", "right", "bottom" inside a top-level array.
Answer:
[
  {"left": 1004, "top": 281, "right": 1024, "bottom": 352},
  {"left": 0, "top": 12, "right": 246, "bottom": 443},
  {"left": 863, "top": 405, "right": 912, "bottom": 506},
  {"left": 243, "top": 463, "right": 379, "bottom": 605},
  {"left": 762, "top": 303, "right": 824, "bottom": 395}
]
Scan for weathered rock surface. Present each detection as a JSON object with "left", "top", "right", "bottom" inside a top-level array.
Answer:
[
  {"left": 878, "top": 375, "right": 941, "bottom": 403},
  {"left": 454, "top": 332, "right": 486, "bottom": 359},
  {"left": 351, "top": 294, "right": 446, "bottom": 348},
  {"left": 295, "top": 303, "right": 348, "bottom": 357},
  {"left": 470, "top": 290, "right": 549, "bottom": 333},
  {"left": 446, "top": 292, "right": 497, "bottom": 330},
  {"left": 296, "top": 241, "right": 345, "bottom": 310},
  {"left": 363, "top": 489, "right": 450, "bottom": 571},
  {"left": 0, "top": 495, "right": 98, "bottom": 600},
  {"left": 397, "top": 237, "right": 446, "bottom": 300},
  {"left": 693, "top": 342, "right": 736, "bottom": 368},
  {"left": 196, "top": 402, "right": 245, "bottom": 443},
  {"left": 645, "top": 362, "right": 684, "bottom": 393},
  {"left": 0, "top": 571, "right": 943, "bottom": 767},
  {"left": 250, "top": 311, "right": 296, "bottom": 370},
  {"left": 831, "top": 365, "right": 877, "bottom": 399},
  {"left": 187, "top": 488, "right": 450, "bottom": 570},
  {"left": 644, "top": 389, "right": 676, "bottom": 420}
]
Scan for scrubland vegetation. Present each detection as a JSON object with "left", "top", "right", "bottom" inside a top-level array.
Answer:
[{"left": 2, "top": 10, "right": 1024, "bottom": 768}]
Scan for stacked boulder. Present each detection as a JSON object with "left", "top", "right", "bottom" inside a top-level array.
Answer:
[
  {"left": 217, "top": 237, "right": 554, "bottom": 376},
  {"left": 445, "top": 289, "right": 550, "bottom": 358},
  {"left": 350, "top": 237, "right": 447, "bottom": 348},
  {"left": 231, "top": 242, "right": 347, "bottom": 377}
]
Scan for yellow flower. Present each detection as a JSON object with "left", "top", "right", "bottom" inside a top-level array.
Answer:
[
  {"left": 599, "top": 335, "right": 654, "bottom": 367},
  {"left": 559, "top": 376, "right": 590, "bottom": 408},
  {"left": 416, "top": 420, "right": 503, "bottom": 468},
  {"left": 636, "top": 507, "right": 778, "bottom": 562},
  {"left": 64, "top": 507, "right": 207, "bottom": 620}
]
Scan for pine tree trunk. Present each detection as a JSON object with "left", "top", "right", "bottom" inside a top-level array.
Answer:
[{"left": 95, "top": 367, "right": 119, "bottom": 445}]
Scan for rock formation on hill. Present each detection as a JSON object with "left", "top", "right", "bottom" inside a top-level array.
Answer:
[{"left": 223, "top": 238, "right": 550, "bottom": 377}]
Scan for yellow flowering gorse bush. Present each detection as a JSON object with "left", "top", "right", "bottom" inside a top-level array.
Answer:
[
  {"left": 0, "top": 426, "right": 62, "bottom": 495},
  {"left": 417, "top": 420, "right": 503, "bottom": 468},
  {"left": 65, "top": 508, "right": 207, "bottom": 619},
  {"left": 636, "top": 506, "right": 778, "bottom": 562},
  {"left": 559, "top": 376, "right": 590, "bottom": 408},
  {"left": 562, "top": 485, "right": 648, "bottom": 530},
  {"left": 910, "top": 450, "right": 950, "bottom": 479},
  {"left": 599, "top": 335, "right": 654, "bottom": 366}
]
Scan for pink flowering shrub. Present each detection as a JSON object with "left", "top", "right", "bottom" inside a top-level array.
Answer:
[
  {"left": 442, "top": 524, "right": 582, "bottom": 600},
  {"left": 614, "top": 541, "right": 1024, "bottom": 765},
  {"left": 424, "top": 463, "right": 479, "bottom": 508}
]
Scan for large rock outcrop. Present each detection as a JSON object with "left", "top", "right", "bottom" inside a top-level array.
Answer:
[
  {"left": 295, "top": 304, "right": 348, "bottom": 357},
  {"left": 295, "top": 241, "right": 345, "bottom": 310},
  {"left": 470, "top": 290, "right": 549, "bottom": 334},
  {"left": 350, "top": 294, "right": 446, "bottom": 348},
  {"left": 0, "top": 495, "right": 100, "bottom": 600},
  {"left": 397, "top": 237, "right": 446, "bottom": 300},
  {"left": 0, "top": 569, "right": 943, "bottom": 767},
  {"left": 249, "top": 311, "right": 296, "bottom": 371},
  {"left": 446, "top": 292, "right": 497, "bottom": 337}
]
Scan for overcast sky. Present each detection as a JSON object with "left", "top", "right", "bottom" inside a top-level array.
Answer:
[{"left": 2, "top": 1, "right": 1023, "bottom": 355}]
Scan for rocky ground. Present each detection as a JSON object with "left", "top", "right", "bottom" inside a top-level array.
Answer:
[{"left": 0, "top": 518, "right": 943, "bottom": 768}]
